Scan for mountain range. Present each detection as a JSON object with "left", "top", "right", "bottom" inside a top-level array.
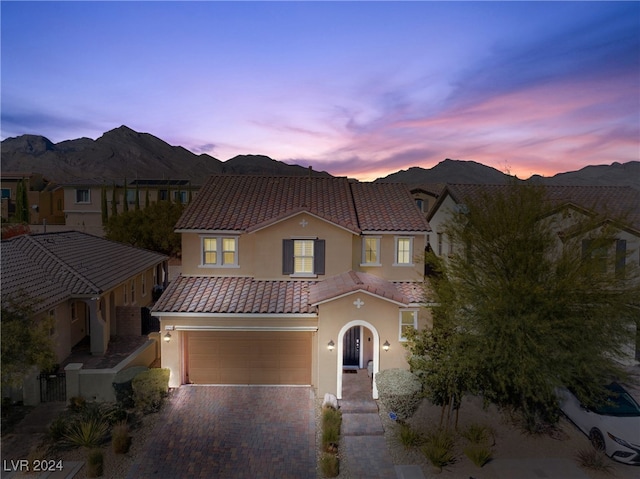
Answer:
[{"left": 1, "top": 125, "right": 638, "bottom": 189}]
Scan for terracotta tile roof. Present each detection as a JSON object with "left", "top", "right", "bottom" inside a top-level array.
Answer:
[
  {"left": 175, "top": 175, "right": 430, "bottom": 233},
  {"left": 309, "top": 271, "right": 423, "bottom": 306},
  {"left": 1, "top": 231, "right": 168, "bottom": 313},
  {"left": 175, "top": 175, "right": 360, "bottom": 233},
  {"left": 350, "top": 182, "right": 431, "bottom": 232},
  {"left": 440, "top": 184, "right": 640, "bottom": 232},
  {"left": 152, "top": 275, "right": 317, "bottom": 314}
]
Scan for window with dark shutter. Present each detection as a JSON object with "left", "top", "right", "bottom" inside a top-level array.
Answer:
[
  {"left": 283, "top": 239, "right": 294, "bottom": 274},
  {"left": 283, "top": 238, "right": 325, "bottom": 275},
  {"left": 314, "top": 239, "right": 325, "bottom": 275}
]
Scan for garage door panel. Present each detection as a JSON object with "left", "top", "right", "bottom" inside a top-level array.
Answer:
[{"left": 187, "top": 331, "right": 311, "bottom": 385}]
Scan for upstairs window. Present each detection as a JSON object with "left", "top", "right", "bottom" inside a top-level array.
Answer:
[
  {"left": 283, "top": 239, "right": 325, "bottom": 276},
  {"left": 582, "top": 238, "right": 627, "bottom": 278},
  {"left": 202, "top": 237, "right": 238, "bottom": 267},
  {"left": 361, "top": 237, "right": 381, "bottom": 266},
  {"left": 76, "top": 188, "right": 90, "bottom": 203},
  {"left": 395, "top": 237, "right": 413, "bottom": 266},
  {"left": 1, "top": 188, "right": 10, "bottom": 199}
]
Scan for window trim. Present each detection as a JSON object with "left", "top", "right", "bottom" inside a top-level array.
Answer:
[
  {"left": 361, "top": 236, "right": 382, "bottom": 267},
  {"left": 394, "top": 236, "right": 414, "bottom": 266},
  {"left": 283, "top": 238, "right": 325, "bottom": 277},
  {"left": 75, "top": 188, "right": 91, "bottom": 204},
  {"left": 200, "top": 235, "right": 239, "bottom": 268},
  {"left": 399, "top": 309, "right": 418, "bottom": 342}
]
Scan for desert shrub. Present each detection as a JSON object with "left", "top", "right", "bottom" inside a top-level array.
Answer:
[
  {"left": 111, "top": 421, "right": 131, "bottom": 454},
  {"left": 68, "top": 396, "right": 86, "bottom": 412},
  {"left": 132, "top": 368, "right": 170, "bottom": 413},
  {"left": 86, "top": 448, "right": 104, "bottom": 478},
  {"left": 322, "top": 426, "right": 340, "bottom": 452},
  {"left": 79, "top": 401, "right": 127, "bottom": 426},
  {"left": 63, "top": 418, "right": 109, "bottom": 449},
  {"left": 398, "top": 422, "right": 424, "bottom": 449},
  {"left": 321, "top": 406, "right": 342, "bottom": 453},
  {"left": 48, "top": 416, "right": 69, "bottom": 442},
  {"left": 422, "top": 428, "right": 456, "bottom": 470},
  {"left": 576, "top": 447, "right": 613, "bottom": 473},
  {"left": 319, "top": 452, "right": 339, "bottom": 477},
  {"left": 464, "top": 444, "right": 492, "bottom": 467},
  {"left": 112, "top": 366, "right": 148, "bottom": 408},
  {"left": 322, "top": 406, "right": 342, "bottom": 432},
  {"left": 461, "top": 423, "right": 493, "bottom": 445},
  {"left": 375, "top": 369, "right": 423, "bottom": 420}
]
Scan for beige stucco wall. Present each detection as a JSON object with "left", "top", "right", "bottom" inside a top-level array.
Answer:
[
  {"left": 181, "top": 212, "right": 426, "bottom": 282},
  {"left": 315, "top": 291, "right": 431, "bottom": 399}
]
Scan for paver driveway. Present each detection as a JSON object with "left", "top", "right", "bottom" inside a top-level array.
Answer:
[{"left": 127, "top": 385, "right": 316, "bottom": 479}]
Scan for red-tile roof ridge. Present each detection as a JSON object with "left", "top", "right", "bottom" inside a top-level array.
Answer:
[
  {"left": 175, "top": 175, "right": 428, "bottom": 233},
  {"left": 309, "top": 270, "right": 419, "bottom": 306}
]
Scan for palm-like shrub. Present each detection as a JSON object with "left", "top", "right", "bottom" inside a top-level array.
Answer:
[{"left": 63, "top": 418, "right": 109, "bottom": 449}]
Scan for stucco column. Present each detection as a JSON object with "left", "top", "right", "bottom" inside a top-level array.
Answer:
[{"left": 88, "top": 298, "right": 107, "bottom": 355}]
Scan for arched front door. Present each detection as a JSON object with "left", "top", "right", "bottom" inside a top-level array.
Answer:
[
  {"left": 337, "top": 320, "right": 380, "bottom": 399},
  {"left": 343, "top": 326, "right": 361, "bottom": 368}
]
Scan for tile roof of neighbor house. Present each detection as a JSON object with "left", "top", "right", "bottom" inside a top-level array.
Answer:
[
  {"left": 432, "top": 184, "right": 640, "bottom": 232},
  {"left": 152, "top": 276, "right": 318, "bottom": 314},
  {"left": 1, "top": 231, "right": 168, "bottom": 313},
  {"left": 174, "top": 175, "right": 430, "bottom": 233}
]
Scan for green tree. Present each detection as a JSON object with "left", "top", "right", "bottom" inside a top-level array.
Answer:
[
  {"left": 134, "top": 181, "right": 141, "bottom": 211},
  {"left": 104, "top": 201, "right": 184, "bottom": 257},
  {"left": 123, "top": 178, "right": 129, "bottom": 213},
  {"left": 145, "top": 188, "right": 150, "bottom": 209},
  {"left": 408, "top": 184, "right": 639, "bottom": 428},
  {"left": 1, "top": 292, "right": 56, "bottom": 388},
  {"left": 14, "top": 179, "right": 30, "bottom": 223},
  {"left": 111, "top": 182, "right": 118, "bottom": 217},
  {"left": 101, "top": 184, "right": 108, "bottom": 224}
]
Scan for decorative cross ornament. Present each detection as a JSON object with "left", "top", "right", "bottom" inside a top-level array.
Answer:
[
  {"left": 299, "top": 219, "right": 308, "bottom": 228},
  {"left": 353, "top": 298, "right": 365, "bottom": 309}
]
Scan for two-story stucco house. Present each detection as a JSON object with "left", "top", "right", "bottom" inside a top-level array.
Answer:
[
  {"left": 427, "top": 183, "right": 640, "bottom": 362},
  {"left": 153, "top": 175, "right": 432, "bottom": 398}
]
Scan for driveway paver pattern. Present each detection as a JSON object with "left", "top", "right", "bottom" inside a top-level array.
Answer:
[{"left": 127, "top": 385, "right": 316, "bottom": 479}]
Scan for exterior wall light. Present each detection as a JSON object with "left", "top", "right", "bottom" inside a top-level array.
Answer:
[
  {"left": 164, "top": 325, "right": 175, "bottom": 342},
  {"left": 383, "top": 340, "right": 390, "bottom": 352},
  {"left": 328, "top": 340, "right": 335, "bottom": 351}
]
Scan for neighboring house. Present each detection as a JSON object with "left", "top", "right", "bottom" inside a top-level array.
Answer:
[
  {"left": 410, "top": 184, "right": 444, "bottom": 220},
  {"left": 0, "top": 172, "right": 45, "bottom": 223},
  {"left": 426, "top": 183, "right": 640, "bottom": 361},
  {"left": 1, "top": 231, "right": 169, "bottom": 402},
  {"left": 60, "top": 178, "right": 199, "bottom": 236},
  {"left": 153, "top": 175, "right": 432, "bottom": 399}
]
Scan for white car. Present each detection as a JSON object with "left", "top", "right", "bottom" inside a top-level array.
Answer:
[{"left": 557, "top": 382, "right": 640, "bottom": 465}]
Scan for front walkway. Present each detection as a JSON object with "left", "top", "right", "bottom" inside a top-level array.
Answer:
[
  {"left": 126, "top": 385, "right": 316, "bottom": 479},
  {"left": 339, "top": 369, "right": 425, "bottom": 479}
]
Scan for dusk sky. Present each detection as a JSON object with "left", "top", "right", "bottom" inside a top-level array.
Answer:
[{"left": 2, "top": 1, "right": 638, "bottom": 181}]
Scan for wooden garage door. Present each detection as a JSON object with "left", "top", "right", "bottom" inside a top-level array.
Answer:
[{"left": 187, "top": 331, "right": 312, "bottom": 385}]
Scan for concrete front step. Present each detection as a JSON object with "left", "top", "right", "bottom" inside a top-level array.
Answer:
[
  {"left": 338, "top": 398, "right": 379, "bottom": 413},
  {"left": 342, "top": 412, "right": 385, "bottom": 436}
]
